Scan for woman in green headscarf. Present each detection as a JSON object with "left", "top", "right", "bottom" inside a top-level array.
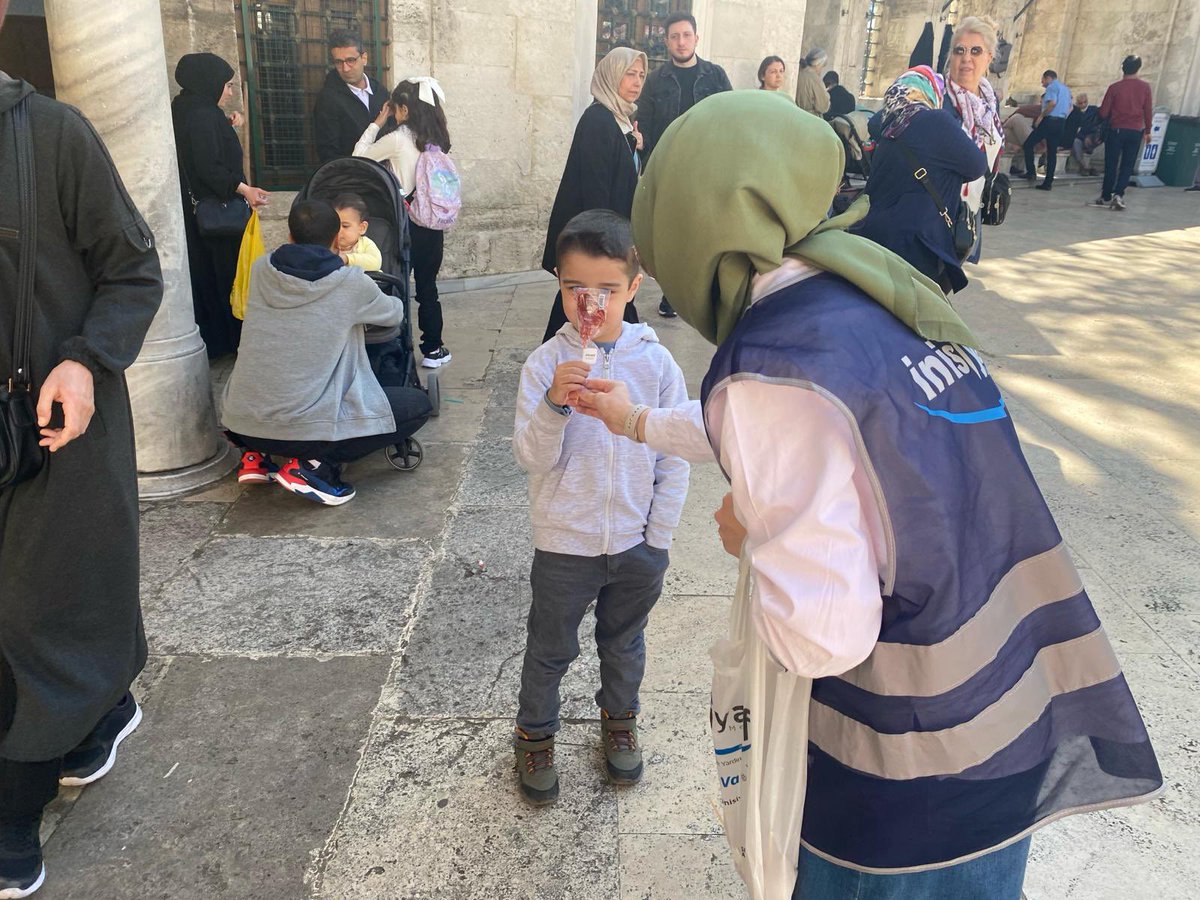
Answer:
[{"left": 575, "top": 90, "right": 1160, "bottom": 899}]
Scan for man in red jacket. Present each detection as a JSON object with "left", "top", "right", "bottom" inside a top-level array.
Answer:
[{"left": 1092, "top": 55, "right": 1153, "bottom": 211}]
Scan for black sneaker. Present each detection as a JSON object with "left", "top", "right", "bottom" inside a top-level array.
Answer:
[
  {"left": 59, "top": 692, "right": 142, "bottom": 787},
  {"left": 658, "top": 298, "right": 677, "bottom": 318},
  {"left": 1035, "top": 183, "right": 1053, "bottom": 191},
  {"left": 0, "top": 815, "right": 45, "bottom": 899},
  {"left": 421, "top": 346, "right": 452, "bottom": 368},
  {"left": 274, "top": 458, "right": 356, "bottom": 506}
]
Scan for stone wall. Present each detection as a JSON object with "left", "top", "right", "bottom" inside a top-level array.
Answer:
[
  {"left": 693, "top": 0, "right": 809, "bottom": 92},
  {"left": 386, "top": 0, "right": 588, "bottom": 279}
]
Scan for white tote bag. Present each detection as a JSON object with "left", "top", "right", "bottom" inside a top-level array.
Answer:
[{"left": 710, "top": 554, "right": 813, "bottom": 900}]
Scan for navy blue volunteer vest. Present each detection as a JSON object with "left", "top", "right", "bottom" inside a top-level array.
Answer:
[{"left": 701, "top": 274, "right": 1162, "bottom": 872}]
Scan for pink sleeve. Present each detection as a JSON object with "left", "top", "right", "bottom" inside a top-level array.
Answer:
[{"left": 718, "top": 380, "right": 885, "bottom": 677}]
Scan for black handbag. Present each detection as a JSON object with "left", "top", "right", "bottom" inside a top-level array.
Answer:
[
  {"left": 191, "top": 193, "right": 251, "bottom": 238},
  {"left": 1, "top": 95, "right": 47, "bottom": 490},
  {"left": 900, "top": 144, "right": 978, "bottom": 262},
  {"left": 981, "top": 171, "right": 1011, "bottom": 226}
]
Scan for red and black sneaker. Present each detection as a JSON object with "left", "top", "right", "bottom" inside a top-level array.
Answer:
[
  {"left": 237, "top": 451, "right": 277, "bottom": 484},
  {"left": 273, "top": 458, "right": 356, "bottom": 506}
]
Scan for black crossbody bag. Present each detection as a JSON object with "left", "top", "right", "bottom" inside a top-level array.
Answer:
[
  {"left": 899, "top": 143, "right": 978, "bottom": 261},
  {"left": 1, "top": 95, "right": 47, "bottom": 490}
]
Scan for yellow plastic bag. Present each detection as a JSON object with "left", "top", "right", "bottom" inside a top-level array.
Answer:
[{"left": 230, "top": 210, "right": 266, "bottom": 320}]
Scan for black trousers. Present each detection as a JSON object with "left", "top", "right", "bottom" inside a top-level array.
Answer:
[
  {"left": 409, "top": 223, "right": 445, "bottom": 354},
  {"left": 1024, "top": 117, "right": 1067, "bottom": 184},
  {"left": 228, "top": 386, "right": 431, "bottom": 465},
  {"left": 0, "top": 757, "right": 61, "bottom": 818},
  {"left": 541, "top": 290, "right": 640, "bottom": 344}
]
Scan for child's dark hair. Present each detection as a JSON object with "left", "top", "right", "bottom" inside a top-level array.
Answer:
[
  {"left": 555, "top": 210, "right": 640, "bottom": 281},
  {"left": 390, "top": 80, "right": 452, "bottom": 152},
  {"left": 1122, "top": 55, "right": 1142, "bottom": 75},
  {"left": 332, "top": 193, "right": 369, "bottom": 221},
  {"left": 289, "top": 199, "right": 341, "bottom": 247}
]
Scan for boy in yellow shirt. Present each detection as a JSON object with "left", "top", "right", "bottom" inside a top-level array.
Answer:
[{"left": 333, "top": 193, "right": 382, "bottom": 272}]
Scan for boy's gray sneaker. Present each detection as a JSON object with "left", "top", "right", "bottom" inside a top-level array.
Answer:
[
  {"left": 514, "top": 730, "right": 559, "bottom": 806},
  {"left": 601, "top": 711, "right": 643, "bottom": 784}
]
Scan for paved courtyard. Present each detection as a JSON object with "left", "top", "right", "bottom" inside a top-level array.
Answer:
[{"left": 35, "top": 183, "right": 1200, "bottom": 899}]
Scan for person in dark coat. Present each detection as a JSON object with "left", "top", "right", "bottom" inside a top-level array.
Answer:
[
  {"left": 312, "top": 30, "right": 388, "bottom": 163},
  {"left": 636, "top": 11, "right": 731, "bottom": 318},
  {"left": 0, "top": 64, "right": 163, "bottom": 897},
  {"left": 540, "top": 48, "right": 647, "bottom": 343},
  {"left": 823, "top": 70, "right": 857, "bottom": 120},
  {"left": 853, "top": 66, "right": 987, "bottom": 293},
  {"left": 172, "top": 53, "right": 268, "bottom": 358}
]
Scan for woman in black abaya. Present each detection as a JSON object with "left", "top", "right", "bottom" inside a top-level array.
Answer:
[{"left": 171, "top": 53, "right": 269, "bottom": 358}]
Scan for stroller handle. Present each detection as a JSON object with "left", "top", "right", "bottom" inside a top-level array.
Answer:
[{"left": 370, "top": 271, "right": 407, "bottom": 291}]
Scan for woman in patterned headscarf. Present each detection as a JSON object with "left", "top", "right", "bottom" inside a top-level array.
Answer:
[
  {"left": 539, "top": 47, "right": 648, "bottom": 342},
  {"left": 854, "top": 66, "right": 987, "bottom": 292}
]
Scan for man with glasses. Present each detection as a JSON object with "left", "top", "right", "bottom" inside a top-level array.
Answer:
[{"left": 313, "top": 30, "right": 387, "bottom": 164}]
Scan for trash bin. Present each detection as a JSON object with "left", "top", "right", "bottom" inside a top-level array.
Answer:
[{"left": 1157, "top": 115, "right": 1200, "bottom": 186}]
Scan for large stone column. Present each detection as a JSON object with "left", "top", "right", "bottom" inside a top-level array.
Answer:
[{"left": 44, "top": 0, "right": 234, "bottom": 497}]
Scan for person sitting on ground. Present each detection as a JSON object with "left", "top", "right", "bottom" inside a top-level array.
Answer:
[
  {"left": 221, "top": 199, "right": 431, "bottom": 506},
  {"left": 758, "top": 55, "right": 786, "bottom": 92},
  {"left": 823, "top": 70, "right": 856, "bottom": 120},
  {"left": 1063, "top": 93, "right": 1103, "bottom": 174},
  {"left": 511, "top": 209, "right": 689, "bottom": 806},
  {"left": 332, "top": 193, "right": 382, "bottom": 271}
]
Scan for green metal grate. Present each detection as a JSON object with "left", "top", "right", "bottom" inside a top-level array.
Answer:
[{"left": 236, "top": 0, "right": 389, "bottom": 190}]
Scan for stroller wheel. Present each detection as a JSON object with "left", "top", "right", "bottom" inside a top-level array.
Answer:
[
  {"left": 385, "top": 437, "right": 423, "bottom": 471},
  {"left": 426, "top": 370, "right": 441, "bottom": 417}
]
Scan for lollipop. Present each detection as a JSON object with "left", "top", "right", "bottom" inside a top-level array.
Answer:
[{"left": 573, "top": 286, "right": 610, "bottom": 364}]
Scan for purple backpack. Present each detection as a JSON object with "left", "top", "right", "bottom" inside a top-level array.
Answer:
[{"left": 409, "top": 144, "right": 461, "bottom": 231}]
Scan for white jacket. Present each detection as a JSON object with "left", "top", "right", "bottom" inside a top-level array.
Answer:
[{"left": 514, "top": 321, "right": 690, "bottom": 555}]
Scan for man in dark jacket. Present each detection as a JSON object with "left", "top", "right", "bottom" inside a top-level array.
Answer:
[
  {"left": 312, "top": 30, "right": 388, "bottom": 163},
  {"left": 0, "top": 5, "right": 163, "bottom": 890},
  {"left": 824, "top": 70, "right": 857, "bottom": 120},
  {"left": 636, "top": 11, "right": 731, "bottom": 317}
]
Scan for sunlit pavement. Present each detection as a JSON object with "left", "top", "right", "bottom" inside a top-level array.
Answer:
[{"left": 34, "top": 184, "right": 1200, "bottom": 899}]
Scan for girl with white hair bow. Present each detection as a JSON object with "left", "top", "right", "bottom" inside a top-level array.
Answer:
[{"left": 354, "top": 76, "right": 456, "bottom": 367}]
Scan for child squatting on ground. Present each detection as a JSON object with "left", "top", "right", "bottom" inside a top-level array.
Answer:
[
  {"left": 220, "top": 199, "right": 431, "bottom": 506},
  {"left": 333, "top": 193, "right": 383, "bottom": 272},
  {"left": 511, "top": 210, "right": 690, "bottom": 805}
]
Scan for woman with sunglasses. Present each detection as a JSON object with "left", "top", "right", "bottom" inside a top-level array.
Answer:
[{"left": 943, "top": 17, "right": 1004, "bottom": 262}]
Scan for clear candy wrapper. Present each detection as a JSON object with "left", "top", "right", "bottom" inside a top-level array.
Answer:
[{"left": 573, "top": 286, "right": 610, "bottom": 364}]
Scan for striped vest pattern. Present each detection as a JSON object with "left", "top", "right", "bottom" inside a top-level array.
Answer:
[{"left": 701, "top": 274, "right": 1162, "bottom": 872}]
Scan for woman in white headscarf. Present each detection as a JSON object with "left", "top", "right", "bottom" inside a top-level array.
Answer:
[{"left": 540, "top": 47, "right": 648, "bottom": 342}]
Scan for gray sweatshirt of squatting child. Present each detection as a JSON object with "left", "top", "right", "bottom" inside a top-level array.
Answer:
[
  {"left": 221, "top": 255, "right": 403, "bottom": 442},
  {"left": 514, "top": 321, "right": 691, "bottom": 556}
]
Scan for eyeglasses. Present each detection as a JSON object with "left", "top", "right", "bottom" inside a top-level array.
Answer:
[
  {"left": 952, "top": 45, "right": 987, "bottom": 57},
  {"left": 332, "top": 55, "right": 362, "bottom": 68}
]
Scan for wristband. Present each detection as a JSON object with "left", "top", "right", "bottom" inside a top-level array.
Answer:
[{"left": 624, "top": 404, "right": 649, "bottom": 441}]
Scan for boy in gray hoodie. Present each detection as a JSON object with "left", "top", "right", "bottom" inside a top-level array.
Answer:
[
  {"left": 222, "top": 200, "right": 430, "bottom": 505},
  {"left": 512, "top": 210, "right": 690, "bottom": 804}
]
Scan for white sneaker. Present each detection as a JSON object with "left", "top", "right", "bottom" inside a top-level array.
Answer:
[
  {"left": 1111, "top": 195, "right": 1127, "bottom": 211},
  {"left": 421, "top": 347, "right": 452, "bottom": 368}
]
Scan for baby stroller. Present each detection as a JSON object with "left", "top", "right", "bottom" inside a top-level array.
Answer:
[
  {"left": 830, "top": 109, "right": 874, "bottom": 181},
  {"left": 293, "top": 156, "right": 439, "bottom": 471}
]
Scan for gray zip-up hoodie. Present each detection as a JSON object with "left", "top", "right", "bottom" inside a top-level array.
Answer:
[
  {"left": 221, "top": 252, "right": 403, "bottom": 441},
  {"left": 514, "top": 322, "right": 690, "bottom": 555}
]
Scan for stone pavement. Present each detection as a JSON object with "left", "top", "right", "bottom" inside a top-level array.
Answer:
[{"left": 36, "top": 184, "right": 1200, "bottom": 899}]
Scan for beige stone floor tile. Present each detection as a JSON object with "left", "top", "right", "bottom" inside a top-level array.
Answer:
[{"left": 619, "top": 834, "right": 743, "bottom": 900}]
